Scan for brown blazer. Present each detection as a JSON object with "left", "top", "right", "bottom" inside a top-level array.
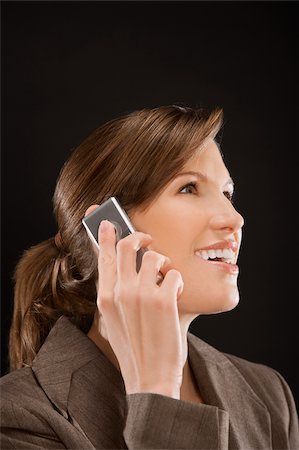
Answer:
[{"left": 1, "top": 316, "right": 298, "bottom": 449}]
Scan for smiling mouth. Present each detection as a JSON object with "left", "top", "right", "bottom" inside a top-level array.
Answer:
[
  {"left": 194, "top": 249, "right": 239, "bottom": 275},
  {"left": 194, "top": 248, "right": 236, "bottom": 265}
]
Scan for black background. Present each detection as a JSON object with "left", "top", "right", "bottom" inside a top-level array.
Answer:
[{"left": 2, "top": 1, "right": 298, "bottom": 409}]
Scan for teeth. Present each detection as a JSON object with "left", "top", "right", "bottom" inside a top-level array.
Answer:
[
  {"left": 208, "top": 249, "right": 216, "bottom": 259},
  {"left": 195, "top": 248, "right": 235, "bottom": 264},
  {"left": 200, "top": 250, "right": 209, "bottom": 260},
  {"left": 222, "top": 249, "right": 233, "bottom": 259}
]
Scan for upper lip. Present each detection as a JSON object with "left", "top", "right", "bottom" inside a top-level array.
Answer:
[{"left": 195, "top": 240, "right": 238, "bottom": 254}]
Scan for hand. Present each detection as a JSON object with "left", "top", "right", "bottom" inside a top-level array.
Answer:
[{"left": 90, "top": 217, "right": 184, "bottom": 399}]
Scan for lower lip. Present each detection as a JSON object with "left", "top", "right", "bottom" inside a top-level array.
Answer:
[{"left": 195, "top": 255, "right": 239, "bottom": 275}]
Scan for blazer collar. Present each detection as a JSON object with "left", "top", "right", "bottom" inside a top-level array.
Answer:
[{"left": 33, "top": 316, "right": 271, "bottom": 449}]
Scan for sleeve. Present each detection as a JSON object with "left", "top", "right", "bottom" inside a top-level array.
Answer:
[
  {"left": 0, "top": 400, "right": 67, "bottom": 449},
  {"left": 123, "top": 393, "right": 229, "bottom": 449}
]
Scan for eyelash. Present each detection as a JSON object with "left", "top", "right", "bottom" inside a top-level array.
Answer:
[
  {"left": 179, "top": 182, "right": 198, "bottom": 194},
  {"left": 179, "top": 182, "right": 234, "bottom": 203}
]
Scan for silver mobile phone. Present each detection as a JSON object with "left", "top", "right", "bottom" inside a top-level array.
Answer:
[{"left": 82, "top": 196, "right": 147, "bottom": 272}]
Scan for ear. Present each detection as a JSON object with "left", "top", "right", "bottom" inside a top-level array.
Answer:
[{"left": 84, "top": 204, "right": 99, "bottom": 218}]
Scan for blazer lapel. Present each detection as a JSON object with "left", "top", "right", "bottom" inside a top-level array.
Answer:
[
  {"left": 67, "top": 353, "right": 127, "bottom": 449},
  {"left": 33, "top": 316, "right": 127, "bottom": 449},
  {"left": 187, "top": 332, "right": 272, "bottom": 449}
]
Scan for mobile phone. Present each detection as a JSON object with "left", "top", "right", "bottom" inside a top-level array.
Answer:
[{"left": 82, "top": 196, "right": 148, "bottom": 273}]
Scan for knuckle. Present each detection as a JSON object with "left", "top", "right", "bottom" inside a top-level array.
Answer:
[
  {"left": 117, "top": 232, "right": 152, "bottom": 250},
  {"left": 116, "top": 238, "right": 131, "bottom": 252},
  {"left": 99, "top": 252, "right": 115, "bottom": 266},
  {"left": 98, "top": 292, "right": 113, "bottom": 309},
  {"left": 136, "top": 231, "right": 152, "bottom": 240},
  {"left": 142, "top": 250, "right": 158, "bottom": 263},
  {"left": 167, "top": 268, "right": 182, "bottom": 279},
  {"left": 152, "top": 294, "right": 170, "bottom": 311}
]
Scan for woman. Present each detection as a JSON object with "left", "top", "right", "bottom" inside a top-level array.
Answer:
[{"left": 1, "top": 106, "right": 298, "bottom": 449}]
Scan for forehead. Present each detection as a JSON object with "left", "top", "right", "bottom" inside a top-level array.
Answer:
[{"left": 183, "top": 139, "right": 230, "bottom": 180}]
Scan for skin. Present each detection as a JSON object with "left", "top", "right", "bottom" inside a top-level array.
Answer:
[{"left": 86, "top": 138, "right": 244, "bottom": 403}]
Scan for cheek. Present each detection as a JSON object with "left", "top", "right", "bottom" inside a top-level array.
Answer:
[
  {"left": 150, "top": 233, "right": 196, "bottom": 265},
  {"left": 132, "top": 210, "right": 196, "bottom": 258}
]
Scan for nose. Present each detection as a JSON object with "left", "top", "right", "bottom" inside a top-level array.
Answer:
[{"left": 209, "top": 199, "right": 244, "bottom": 234}]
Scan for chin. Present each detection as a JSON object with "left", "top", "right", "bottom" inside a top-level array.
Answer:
[
  {"left": 179, "top": 285, "right": 240, "bottom": 315},
  {"left": 217, "top": 292, "right": 240, "bottom": 313}
]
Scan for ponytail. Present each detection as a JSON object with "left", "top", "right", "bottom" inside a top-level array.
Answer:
[{"left": 9, "top": 236, "right": 96, "bottom": 371}]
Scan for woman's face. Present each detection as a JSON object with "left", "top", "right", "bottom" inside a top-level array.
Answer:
[{"left": 130, "top": 138, "right": 244, "bottom": 315}]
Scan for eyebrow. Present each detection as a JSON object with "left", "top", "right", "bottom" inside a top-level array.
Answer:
[{"left": 175, "top": 171, "right": 234, "bottom": 188}]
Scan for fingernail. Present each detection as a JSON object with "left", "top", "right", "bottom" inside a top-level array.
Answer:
[{"left": 100, "top": 220, "right": 109, "bottom": 232}]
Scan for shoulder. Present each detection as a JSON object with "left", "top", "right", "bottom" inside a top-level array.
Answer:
[
  {"left": 188, "top": 331, "right": 297, "bottom": 420},
  {"left": 1, "top": 367, "right": 57, "bottom": 433},
  {"left": 223, "top": 351, "right": 298, "bottom": 427},
  {"left": 0, "top": 367, "right": 92, "bottom": 449},
  {"left": 1, "top": 365, "right": 72, "bottom": 421},
  {"left": 1, "top": 366, "right": 54, "bottom": 413},
  {"left": 225, "top": 351, "right": 299, "bottom": 439},
  {"left": 224, "top": 351, "right": 291, "bottom": 398},
  {"left": 1, "top": 366, "right": 40, "bottom": 396}
]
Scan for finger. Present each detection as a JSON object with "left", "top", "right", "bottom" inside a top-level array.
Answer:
[
  {"left": 97, "top": 220, "right": 117, "bottom": 305},
  {"left": 116, "top": 232, "right": 153, "bottom": 281},
  {"left": 84, "top": 204, "right": 99, "bottom": 217},
  {"left": 159, "top": 269, "right": 184, "bottom": 301},
  {"left": 137, "top": 251, "right": 171, "bottom": 288}
]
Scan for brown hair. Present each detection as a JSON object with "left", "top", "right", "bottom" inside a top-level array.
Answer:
[{"left": 9, "top": 105, "right": 223, "bottom": 370}]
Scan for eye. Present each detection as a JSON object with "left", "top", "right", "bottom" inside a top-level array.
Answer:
[
  {"left": 224, "top": 190, "right": 234, "bottom": 203},
  {"left": 179, "top": 182, "right": 198, "bottom": 194}
]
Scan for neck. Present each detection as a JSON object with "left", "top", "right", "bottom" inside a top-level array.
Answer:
[
  {"left": 178, "top": 312, "right": 203, "bottom": 401},
  {"left": 87, "top": 311, "right": 200, "bottom": 399}
]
